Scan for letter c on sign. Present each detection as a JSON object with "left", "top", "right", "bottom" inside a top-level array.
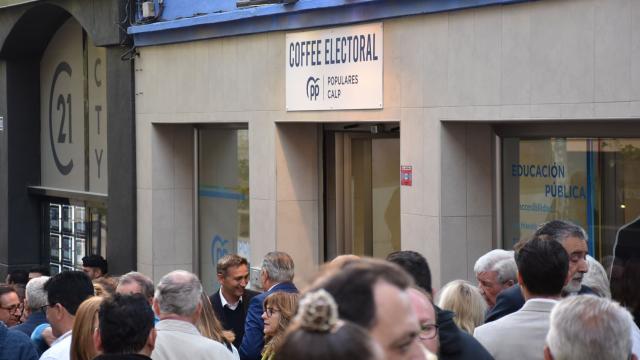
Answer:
[{"left": 49, "top": 62, "right": 74, "bottom": 175}]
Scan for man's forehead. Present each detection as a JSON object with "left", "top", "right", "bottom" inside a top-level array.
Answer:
[
  {"left": 117, "top": 282, "right": 142, "bottom": 293},
  {"left": 228, "top": 264, "right": 249, "bottom": 274},
  {"left": 0, "top": 292, "right": 18, "bottom": 305},
  {"left": 562, "top": 236, "right": 588, "bottom": 253},
  {"left": 477, "top": 271, "right": 499, "bottom": 280},
  {"left": 407, "top": 288, "right": 435, "bottom": 317}
]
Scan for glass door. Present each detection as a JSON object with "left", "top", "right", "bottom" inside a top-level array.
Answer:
[
  {"left": 325, "top": 129, "right": 400, "bottom": 259},
  {"left": 197, "top": 126, "right": 250, "bottom": 295}
]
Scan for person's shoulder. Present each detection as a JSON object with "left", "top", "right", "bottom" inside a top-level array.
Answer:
[
  {"left": 245, "top": 288, "right": 260, "bottom": 300},
  {"left": 456, "top": 330, "right": 494, "bottom": 359},
  {"left": 273, "top": 282, "right": 298, "bottom": 293},
  {"left": 199, "top": 337, "right": 237, "bottom": 357}
]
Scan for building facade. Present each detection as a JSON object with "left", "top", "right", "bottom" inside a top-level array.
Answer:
[
  {"left": 0, "top": 0, "right": 137, "bottom": 277},
  {"left": 44, "top": 0, "right": 638, "bottom": 291}
]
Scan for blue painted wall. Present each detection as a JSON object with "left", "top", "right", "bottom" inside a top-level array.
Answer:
[{"left": 130, "top": 0, "right": 534, "bottom": 46}]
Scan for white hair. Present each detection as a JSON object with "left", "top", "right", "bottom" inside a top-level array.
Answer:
[
  {"left": 25, "top": 276, "right": 49, "bottom": 310},
  {"left": 582, "top": 255, "right": 611, "bottom": 299},
  {"left": 155, "top": 270, "right": 202, "bottom": 317},
  {"left": 262, "top": 251, "right": 295, "bottom": 283},
  {"left": 546, "top": 295, "right": 632, "bottom": 360},
  {"left": 473, "top": 249, "right": 517, "bottom": 283}
]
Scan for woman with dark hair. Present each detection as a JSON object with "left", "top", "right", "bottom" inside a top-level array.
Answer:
[
  {"left": 275, "top": 289, "right": 384, "bottom": 360},
  {"left": 261, "top": 292, "right": 299, "bottom": 360}
]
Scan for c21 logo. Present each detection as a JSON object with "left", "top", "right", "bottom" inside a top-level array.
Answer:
[
  {"left": 49, "top": 61, "right": 74, "bottom": 175},
  {"left": 306, "top": 76, "right": 320, "bottom": 101}
]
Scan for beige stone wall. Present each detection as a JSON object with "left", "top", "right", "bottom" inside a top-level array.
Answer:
[{"left": 135, "top": 0, "right": 640, "bottom": 287}]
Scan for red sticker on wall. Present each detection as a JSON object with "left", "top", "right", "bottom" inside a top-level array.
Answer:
[{"left": 401, "top": 165, "right": 412, "bottom": 186}]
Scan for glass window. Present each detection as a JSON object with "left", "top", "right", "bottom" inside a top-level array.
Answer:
[
  {"left": 502, "top": 138, "right": 640, "bottom": 261},
  {"left": 198, "top": 127, "right": 249, "bottom": 295},
  {"left": 47, "top": 202, "right": 105, "bottom": 271}
]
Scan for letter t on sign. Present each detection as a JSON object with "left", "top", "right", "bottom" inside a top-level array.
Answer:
[{"left": 0, "top": 116, "right": 3, "bottom": 131}]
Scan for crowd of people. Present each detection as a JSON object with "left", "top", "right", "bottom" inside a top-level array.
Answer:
[{"left": 0, "top": 220, "right": 638, "bottom": 360}]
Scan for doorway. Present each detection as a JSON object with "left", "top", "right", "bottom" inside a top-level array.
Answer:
[{"left": 324, "top": 124, "right": 400, "bottom": 260}]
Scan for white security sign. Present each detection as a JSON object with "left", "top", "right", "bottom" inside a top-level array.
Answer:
[{"left": 286, "top": 23, "right": 383, "bottom": 111}]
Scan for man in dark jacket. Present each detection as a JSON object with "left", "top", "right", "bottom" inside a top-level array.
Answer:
[
  {"left": 0, "top": 321, "right": 38, "bottom": 360},
  {"left": 485, "top": 220, "right": 593, "bottom": 323},
  {"left": 93, "top": 294, "right": 155, "bottom": 360},
  {"left": 209, "top": 254, "right": 259, "bottom": 348},
  {"left": 239, "top": 251, "right": 298, "bottom": 360},
  {"left": 11, "top": 276, "right": 49, "bottom": 336},
  {"left": 387, "top": 250, "right": 494, "bottom": 360}
]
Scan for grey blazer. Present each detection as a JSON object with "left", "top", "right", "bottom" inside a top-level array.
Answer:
[{"left": 473, "top": 299, "right": 557, "bottom": 360}]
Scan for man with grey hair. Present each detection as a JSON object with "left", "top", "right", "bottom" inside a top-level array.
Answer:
[
  {"left": 544, "top": 295, "right": 637, "bottom": 360},
  {"left": 151, "top": 270, "right": 235, "bottom": 360},
  {"left": 11, "top": 276, "right": 49, "bottom": 336},
  {"left": 239, "top": 251, "right": 298, "bottom": 360},
  {"left": 117, "top": 271, "right": 155, "bottom": 305},
  {"left": 486, "top": 220, "right": 594, "bottom": 322},
  {"left": 474, "top": 249, "right": 517, "bottom": 309}
]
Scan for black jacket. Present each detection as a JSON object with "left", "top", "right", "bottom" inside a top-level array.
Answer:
[
  {"left": 209, "top": 288, "right": 260, "bottom": 348},
  {"left": 436, "top": 307, "right": 494, "bottom": 360}
]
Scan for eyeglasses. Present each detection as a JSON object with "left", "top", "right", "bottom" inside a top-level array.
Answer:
[
  {"left": 0, "top": 303, "right": 22, "bottom": 314},
  {"left": 39, "top": 304, "right": 52, "bottom": 312},
  {"left": 418, "top": 323, "right": 439, "bottom": 340},
  {"left": 264, "top": 307, "right": 280, "bottom": 318}
]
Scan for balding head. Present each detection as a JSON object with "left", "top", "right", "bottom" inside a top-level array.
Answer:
[{"left": 154, "top": 270, "right": 202, "bottom": 319}]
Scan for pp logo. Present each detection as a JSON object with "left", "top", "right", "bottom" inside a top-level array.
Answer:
[{"left": 306, "top": 76, "right": 320, "bottom": 101}]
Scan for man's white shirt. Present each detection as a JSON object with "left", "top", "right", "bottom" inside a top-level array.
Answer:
[{"left": 39, "top": 330, "right": 72, "bottom": 360}]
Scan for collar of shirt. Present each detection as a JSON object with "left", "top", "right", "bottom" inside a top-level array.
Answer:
[
  {"left": 267, "top": 283, "right": 281, "bottom": 292},
  {"left": 219, "top": 289, "right": 242, "bottom": 310},
  {"left": 51, "top": 330, "right": 72, "bottom": 346}
]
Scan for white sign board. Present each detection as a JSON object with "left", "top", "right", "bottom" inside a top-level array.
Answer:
[
  {"left": 286, "top": 23, "right": 383, "bottom": 111},
  {"left": 40, "top": 18, "right": 108, "bottom": 194}
]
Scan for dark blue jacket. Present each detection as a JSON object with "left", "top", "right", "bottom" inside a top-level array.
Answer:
[
  {"left": 0, "top": 321, "right": 38, "bottom": 360},
  {"left": 11, "top": 310, "right": 48, "bottom": 338},
  {"left": 485, "top": 283, "right": 595, "bottom": 323},
  {"left": 239, "top": 282, "right": 298, "bottom": 360}
]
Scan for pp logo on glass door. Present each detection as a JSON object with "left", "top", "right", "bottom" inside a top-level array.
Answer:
[{"left": 306, "top": 76, "right": 320, "bottom": 101}]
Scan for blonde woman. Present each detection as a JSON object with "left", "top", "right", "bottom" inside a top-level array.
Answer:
[
  {"left": 261, "top": 292, "right": 299, "bottom": 360},
  {"left": 437, "top": 280, "right": 487, "bottom": 334},
  {"left": 196, "top": 292, "right": 238, "bottom": 358},
  {"left": 70, "top": 296, "right": 103, "bottom": 360}
]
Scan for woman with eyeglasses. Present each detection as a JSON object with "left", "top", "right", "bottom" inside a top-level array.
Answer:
[{"left": 261, "top": 292, "right": 299, "bottom": 360}]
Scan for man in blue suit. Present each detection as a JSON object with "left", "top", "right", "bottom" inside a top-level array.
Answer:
[{"left": 239, "top": 251, "right": 298, "bottom": 360}]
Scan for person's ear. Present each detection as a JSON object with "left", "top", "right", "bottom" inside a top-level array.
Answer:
[
  {"left": 152, "top": 298, "right": 160, "bottom": 316},
  {"left": 93, "top": 328, "right": 103, "bottom": 352},
  {"left": 543, "top": 346, "right": 554, "bottom": 360},
  {"left": 216, "top": 273, "right": 225, "bottom": 284},
  {"left": 192, "top": 302, "right": 202, "bottom": 322},
  {"left": 516, "top": 271, "right": 523, "bottom": 285},
  {"left": 147, "top": 328, "right": 157, "bottom": 352}
]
